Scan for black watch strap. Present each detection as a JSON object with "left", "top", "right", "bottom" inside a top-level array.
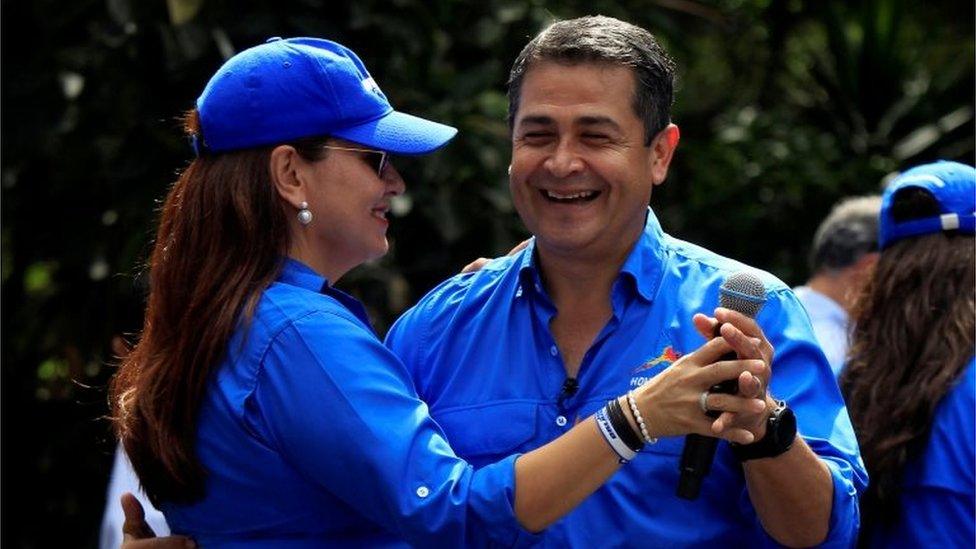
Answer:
[{"left": 731, "top": 400, "right": 797, "bottom": 462}]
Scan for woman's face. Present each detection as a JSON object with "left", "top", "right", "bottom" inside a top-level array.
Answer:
[{"left": 299, "top": 139, "right": 405, "bottom": 278}]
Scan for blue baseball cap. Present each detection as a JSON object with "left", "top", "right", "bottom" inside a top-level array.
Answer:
[
  {"left": 195, "top": 37, "right": 457, "bottom": 155},
  {"left": 878, "top": 160, "right": 976, "bottom": 249}
]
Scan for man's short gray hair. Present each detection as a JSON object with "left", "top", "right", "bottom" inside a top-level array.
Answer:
[
  {"left": 810, "top": 195, "right": 883, "bottom": 273},
  {"left": 507, "top": 15, "right": 676, "bottom": 146}
]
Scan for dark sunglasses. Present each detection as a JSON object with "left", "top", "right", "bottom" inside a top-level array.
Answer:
[{"left": 321, "top": 145, "right": 389, "bottom": 176}]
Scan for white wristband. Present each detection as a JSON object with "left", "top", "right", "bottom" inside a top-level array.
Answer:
[{"left": 595, "top": 406, "right": 638, "bottom": 463}]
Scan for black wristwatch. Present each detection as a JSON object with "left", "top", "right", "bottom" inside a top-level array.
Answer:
[{"left": 731, "top": 400, "right": 797, "bottom": 462}]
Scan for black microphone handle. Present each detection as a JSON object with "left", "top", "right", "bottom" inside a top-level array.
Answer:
[
  {"left": 676, "top": 322, "right": 739, "bottom": 499},
  {"left": 677, "top": 434, "right": 718, "bottom": 499}
]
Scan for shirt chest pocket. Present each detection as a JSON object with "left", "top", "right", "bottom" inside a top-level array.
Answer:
[{"left": 432, "top": 402, "right": 540, "bottom": 467}]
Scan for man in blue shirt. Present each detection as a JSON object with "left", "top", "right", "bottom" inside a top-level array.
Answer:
[
  {"left": 385, "top": 16, "right": 864, "bottom": 547},
  {"left": 118, "top": 16, "right": 865, "bottom": 548}
]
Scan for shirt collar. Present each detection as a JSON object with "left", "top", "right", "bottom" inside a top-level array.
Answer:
[
  {"left": 279, "top": 256, "right": 330, "bottom": 292},
  {"left": 514, "top": 207, "right": 666, "bottom": 303},
  {"left": 516, "top": 238, "right": 540, "bottom": 290},
  {"left": 620, "top": 208, "right": 666, "bottom": 302},
  {"left": 795, "top": 286, "right": 848, "bottom": 325},
  {"left": 278, "top": 257, "right": 374, "bottom": 328}
]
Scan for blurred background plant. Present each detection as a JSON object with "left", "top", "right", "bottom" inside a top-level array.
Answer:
[{"left": 2, "top": 0, "right": 971, "bottom": 545}]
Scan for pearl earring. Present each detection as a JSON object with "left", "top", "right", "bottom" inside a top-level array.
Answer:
[
  {"left": 297, "top": 201, "right": 312, "bottom": 225},
  {"left": 507, "top": 165, "right": 512, "bottom": 175}
]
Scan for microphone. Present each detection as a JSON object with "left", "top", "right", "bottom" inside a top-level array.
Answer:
[
  {"left": 556, "top": 377, "right": 579, "bottom": 409},
  {"left": 676, "top": 271, "right": 766, "bottom": 500}
]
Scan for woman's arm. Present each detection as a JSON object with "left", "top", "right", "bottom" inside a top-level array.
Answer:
[
  {"left": 514, "top": 333, "right": 765, "bottom": 531},
  {"left": 120, "top": 312, "right": 764, "bottom": 546}
]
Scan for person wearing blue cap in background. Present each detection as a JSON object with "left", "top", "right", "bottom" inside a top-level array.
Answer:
[
  {"left": 108, "top": 36, "right": 770, "bottom": 548},
  {"left": 841, "top": 160, "right": 976, "bottom": 548}
]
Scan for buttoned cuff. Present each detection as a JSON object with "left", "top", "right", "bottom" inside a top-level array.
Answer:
[{"left": 470, "top": 454, "right": 545, "bottom": 547}]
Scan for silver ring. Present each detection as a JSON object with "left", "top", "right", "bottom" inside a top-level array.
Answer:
[{"left": 699, "top": 390, "right": 710, "bottom": 414}]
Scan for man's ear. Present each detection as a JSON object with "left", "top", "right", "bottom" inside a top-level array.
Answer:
[
  {"left": 269, "top": 145, "right": 305, "bottom": 208},
  {"left": 648, "top": 124, "right": 680, "bottom": 186}
]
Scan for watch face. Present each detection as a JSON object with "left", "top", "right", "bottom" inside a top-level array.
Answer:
[
  {"left": 774, "top": 405, "right": 797, "bottom": 446},
  {"left": 772, "top": 399, "right": 787, "bottom": 416},
  {"left": 731, "top": 402, "right": 797, "bottom": 461}
]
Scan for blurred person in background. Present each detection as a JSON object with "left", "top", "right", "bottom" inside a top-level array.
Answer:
[
  {"left": 101, "top": 445, "right": 170, "bottom": 548},
  {"left": 794, "top": 196, "right": 881, "bottom": 377},
  {"left": 841, "top": 160, "right": 975, "bottom": 548},
  {"left": 109, "top": 35, "right": 770, "bottom": 548}
]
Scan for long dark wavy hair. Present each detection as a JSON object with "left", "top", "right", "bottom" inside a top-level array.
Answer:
[
  {"left": 840, "top": 187, "right": 975, "bottom": 528},
  {"left": 109, "top": 111, "right": 329, "bottom": 504}
]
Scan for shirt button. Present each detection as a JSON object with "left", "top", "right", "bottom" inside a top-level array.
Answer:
[
  {"left": 549, "top": 345, "right": 558, "bottom": 356},
  {"left": 556, "top": 415, "right": 568, "bottom": 427},
  {"left": 416, "top": 486, "right": 429, "bottom": 498}
]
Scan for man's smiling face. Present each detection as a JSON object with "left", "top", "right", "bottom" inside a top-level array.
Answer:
[{"left": 509, "top": 61, "right": 674, "bottom": 261}]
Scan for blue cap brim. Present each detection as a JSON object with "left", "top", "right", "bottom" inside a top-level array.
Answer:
[{"left": 331, "top": 110, "right": 458, "bottom": 155}]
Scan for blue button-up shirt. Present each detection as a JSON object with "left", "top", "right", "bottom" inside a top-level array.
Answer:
[
  {"left": 863, "top": 358, "right": 975, "bottom": 549},
  {"left": 387, "top": 210, "right": 867, "bottom": 547},
  {"left": 161, "top": 258, "right": 532, "bottom": 548}
]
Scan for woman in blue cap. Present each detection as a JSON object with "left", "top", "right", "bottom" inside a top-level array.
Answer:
[
  {"left": 841, "top": 161, "right": 975, "bottom": 548},
  {"left": 110, "top": 37, "right": 766, "bottom": 547}
]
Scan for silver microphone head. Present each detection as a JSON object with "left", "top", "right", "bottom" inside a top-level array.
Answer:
[{"left": 719, "top": 271, "right": 767, "bottom": 319}]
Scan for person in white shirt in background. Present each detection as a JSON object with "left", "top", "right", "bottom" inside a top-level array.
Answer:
[
  {"left": 794, "top": 195, "right": 881, "bottom": 377},
  {"left": 100, "top": 445, "right": 170, "bottom": 549}
]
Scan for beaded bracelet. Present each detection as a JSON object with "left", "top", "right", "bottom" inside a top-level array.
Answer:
[{"left": 627, "top": 391, "right": 657, "bottom": 445}]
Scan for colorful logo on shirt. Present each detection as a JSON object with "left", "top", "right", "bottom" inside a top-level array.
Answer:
[
  {"left": 630, "top": 345, "right": 682, "bottom": 387},
  {"left": 633, "top": 346, "right": 682, "bottom": 373}
]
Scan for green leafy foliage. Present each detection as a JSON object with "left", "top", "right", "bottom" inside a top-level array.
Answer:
[{"left": 2, "top": 0, "right": 971, "bottom": 545}]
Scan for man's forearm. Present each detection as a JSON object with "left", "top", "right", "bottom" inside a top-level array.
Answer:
[{"left": 744, "top": 437, "right": 833, "bottom": 547}]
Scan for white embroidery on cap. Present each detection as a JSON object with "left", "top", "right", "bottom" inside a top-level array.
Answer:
[{"left": 361, "top": 77, "right": 381, "bottom": 94}]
